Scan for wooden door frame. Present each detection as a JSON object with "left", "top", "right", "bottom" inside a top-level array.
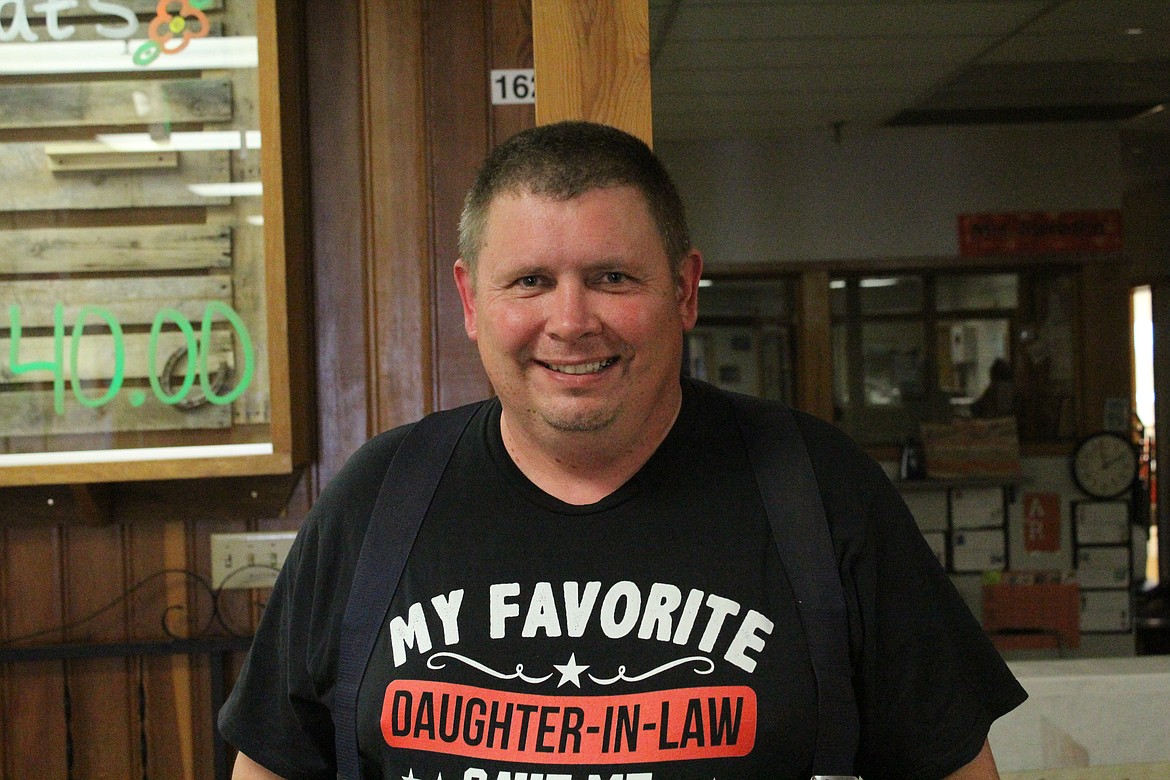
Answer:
[{"left": 306, "top": 0, "right": 540, "bottom": 485}]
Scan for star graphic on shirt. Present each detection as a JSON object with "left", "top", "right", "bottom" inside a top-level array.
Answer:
[
  {"left": 401, "top": 771, "right": 419, "bottom": 780},
  {"left": 553, "top": 652, "right": 589, "bottom": 687}
]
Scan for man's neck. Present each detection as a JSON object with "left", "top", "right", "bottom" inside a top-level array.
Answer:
[{"left": 498, "top": 394, "right": 682, "bottom": 506}]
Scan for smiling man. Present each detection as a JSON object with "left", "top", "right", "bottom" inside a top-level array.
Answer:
[
  {"left": 220, "top": 121, "right": 1026, "bottom": 780},
  {"left": 453, "top": 183, "right": 702, "bottom": 505}
]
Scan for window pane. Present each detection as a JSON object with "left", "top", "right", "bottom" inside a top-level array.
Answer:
[
  {"left": 687, "top": 324, "right": 793, "bottom": 402},
  {"left": 832, "top": 322, "right": 850, "bottom": 408},
  {"left": 937, "top": 274, "right": 1018, "bottom": 311},
  {"left": 0, "top": 4, "right": 274, "bottom": 467},
  {"left": 830, "top": 268, "right": 1078, "bottom": 445},
  {"left": 700, "top": 278, "right": 793, "bottom": 318},
  {"left": 859, "top": 276, "right": 922, "bottom": 315},
  {"left": 758, "top": 326, "right": 794, "bottom": 402},
  {"left": 691, "top": 277, "right": 796, "bottom": 402},
  {"left": 937, "top": 319, "right": 1012, "bottom": 414},
  {"left": 830, "top": 278, "right": 848, "bottom": 318},
  {"left": 861, "top": 321, "right": 924, "bottom": 406},
  {"left": 1017, "top": 272, "right": 1077, "bottom": 440}
]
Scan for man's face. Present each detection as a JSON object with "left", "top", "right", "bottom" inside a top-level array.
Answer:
[{"left": 454, "top": 186, "right": 701, "bottom": 446}]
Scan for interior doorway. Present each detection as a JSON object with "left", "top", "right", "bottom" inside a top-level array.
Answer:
[{"left": 1134, "top": 286, "right": 1157, "bottom": 587}]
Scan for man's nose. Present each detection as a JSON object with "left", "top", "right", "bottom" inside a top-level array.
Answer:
[{"left": 546, "top": 282, "right": 601, "bottom": 339}]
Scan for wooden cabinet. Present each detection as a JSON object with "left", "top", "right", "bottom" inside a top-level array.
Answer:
[{"left": 0, "top": 0, "right": 310, "bottom": 491}]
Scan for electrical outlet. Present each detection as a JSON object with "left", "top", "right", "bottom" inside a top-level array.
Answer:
[{"left": 210, "top": 531, "right": 297, "bottom": 590}]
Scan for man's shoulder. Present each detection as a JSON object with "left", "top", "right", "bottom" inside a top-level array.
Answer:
[
  {"left": 302, "top": 424, "right": 417, "bottom": 552},
  {"left": 304, "top": 400, "right": 492, "bottom": 561},
  {"left": 326, "top": 423, "right": 416, "bottom": 494},
  {"left": 327, "top": 399, "right": 492, "bottom": 494},
  {"left": 688, "top": 380, "right": 863, "bottom": 454},
  {"left": 687, "top": 379, "right": 885, "bottom": 491}
]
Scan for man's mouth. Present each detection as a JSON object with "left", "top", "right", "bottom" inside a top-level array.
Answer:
[{"left": 539, "top": 357, "right": 619, "bottom": 375}]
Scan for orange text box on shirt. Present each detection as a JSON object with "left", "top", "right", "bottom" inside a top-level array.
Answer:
[{"left": 381, "top": 680, "right": 757, "bottom": 764}]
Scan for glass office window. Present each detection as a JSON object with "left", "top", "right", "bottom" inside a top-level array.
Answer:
[
  {"left": 858, "top": 275, "right": 922, "bottom": 315},
  {"left": 832, "top": 270, "right": 1076, "bottom": 445},
  {"left": 937, "top": 273, "right": 1018, "bottom": 312},
  {"left": 689, "top": 277, "right": 795, "bottom": 403}
]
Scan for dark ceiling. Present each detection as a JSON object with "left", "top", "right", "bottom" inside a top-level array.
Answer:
[{"left": 650, "top": 0, "right": 1170, "bottom": 141}]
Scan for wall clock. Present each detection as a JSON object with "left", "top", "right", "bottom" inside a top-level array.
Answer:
[{"left": 1071, "top": 431, "right": 1138, "bottom": 499}]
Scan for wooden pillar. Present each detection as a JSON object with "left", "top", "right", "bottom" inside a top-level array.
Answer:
[
  {"left": 306, "top": 0, "right": 375, "bottom": 485},
  {"left": 1078, "top": 261, "right": 1133, "bottom": 435},
  {"left": 532, "top": 0, "right": 652, "bottom": 144},
  {"left": 361, "top": 0, "right": 433, "bottom": 429},
  {"left": 796, "top": 269, "right": 834, "bottom": 421}
]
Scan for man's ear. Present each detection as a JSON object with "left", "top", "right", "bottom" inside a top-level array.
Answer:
[
  {"left": 676, "top": 249, "right": 703, "bottom": 330},
  {"left": 453, "top": 259, "right": 478, "bottom": 341}
]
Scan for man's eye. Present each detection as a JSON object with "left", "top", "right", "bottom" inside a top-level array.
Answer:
[
  {"left": 603, "top": 271, "right": 627, "bottom": 284},
  {"left": 517, "top": 275, "right": 541, "bottom": 287}
]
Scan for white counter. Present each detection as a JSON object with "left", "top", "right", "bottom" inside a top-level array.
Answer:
[{"left": 990, "top": 656, "right": 1170, "bottom": 773}]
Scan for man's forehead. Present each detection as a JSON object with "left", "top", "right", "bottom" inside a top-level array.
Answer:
[
  {"left": 488, "top": 183, "right": 644, "bottom": 209},
  {"left": 481, "top": 187, "right": 659, "bottom": 243},
  {"left": 483, "top": 185, "right": 653, "bottom": 232}
]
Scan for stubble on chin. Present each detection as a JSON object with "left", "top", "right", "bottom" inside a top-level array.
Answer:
[{"left": 531, "top": 399, "right": 620, "bottom": 434}]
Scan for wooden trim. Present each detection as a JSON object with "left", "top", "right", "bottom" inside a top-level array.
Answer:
[
  {"left": 0, "top": 453, "right": 293, "bottom": 489},
  {"left": 1123, "top": 181, "right": 1170, "bottom": 284},
  {"left": 258, "top": 0, "right": 293, "bottom": 465},
  {"left": 491, "top": 0, "right": 536, "bottom": 137},
  {"left": 532, "top": 0, "right": 652, "bottom": 144},
  {"left": 62, "top": 522, "right": 134, "bottom": 777},
  {"left": 795, "top": 269, "right": 833, "bottom": 421},
  {"left": 1, "top": 526, "right": 68, "bottom": 777},
  {"left": 424, "top": 0, "right": 493, "bottom": 410},
  {"left": 1078, "top": 261, "right": 1132, "bottom": 436},
  {"left": 270, "top": 0, "right": 313, "bottom": 469},
  {"left": 703, "top": 253, "right": 1119, "bottom": 278},
  {"left": 306, "top": 0, "right": 372, "bottom": 486},
  {"left": 364, "top": 0, "right": 432, "bottom": 429}
]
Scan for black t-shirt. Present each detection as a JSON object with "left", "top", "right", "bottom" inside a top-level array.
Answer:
[{"left": 220, "top": 380, "right": 1026, "bottom": 780}]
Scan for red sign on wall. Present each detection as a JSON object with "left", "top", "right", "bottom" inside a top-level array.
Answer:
[
  {"left": 1022, "top": 492, "right": 1062, "bottom": 553},
  {"left": 958, "top": 210, "right": 1122, "bottom": 257}
]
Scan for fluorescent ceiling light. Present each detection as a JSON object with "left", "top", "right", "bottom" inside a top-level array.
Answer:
[
  {"left": 0, "top": 36, "right": 258, "bottom": 75},
  {"left": 0, "top": 442, "right": 273, "bottom": 468},
  {"left": 188, "top": 182, "right": 263, "bottom": 198},
  {"left": 830, "top": 279, "right": 902, "bottom": 289},
  {"left": 859, "top": 278, "right": 900, "bottom": 288},
  {"left": 698, "top": 279, "right": 714, "bottom": 287},
  {"left": 1131, "top": 104, "right": 1166, "bottom": 122},
  {"left": 94, "top": 130, "right": 261, "bottom": 152}
]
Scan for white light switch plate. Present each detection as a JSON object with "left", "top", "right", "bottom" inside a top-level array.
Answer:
[{"left": 210, "top": 531, "right": 296, "bottom": 589}]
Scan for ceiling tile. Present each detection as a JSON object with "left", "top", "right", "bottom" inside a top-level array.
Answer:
[
  {"left": 654, "top": 35, "right": 995, "bottom": 70},
  {"left": 662, "top": 1, "right": 1049, "bottom": 39},
  {"left": 649, "top": 0, "right": 1170, "bottom": 137}
]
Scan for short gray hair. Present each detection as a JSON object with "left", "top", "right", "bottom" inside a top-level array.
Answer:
[{"left": 458, "top": 121, "right": 692, "bottom": 277}]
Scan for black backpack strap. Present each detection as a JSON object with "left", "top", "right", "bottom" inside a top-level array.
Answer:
[
  {"left": 729, "top": 393, "right": 860, "bottom": 777},
  {"left": 333, "top": 402, "right": 481, "bottom": 779}
]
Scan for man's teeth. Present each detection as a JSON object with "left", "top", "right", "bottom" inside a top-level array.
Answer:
[{"left": 545, "top": 357, "right": 616, "bottom": 375}]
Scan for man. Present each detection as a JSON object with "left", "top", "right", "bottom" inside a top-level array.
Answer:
[{"left": 221, "top": 121, "right": 1025, "bottom": 779}]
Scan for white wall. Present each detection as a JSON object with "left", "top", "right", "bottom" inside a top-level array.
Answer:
[{"left": 657, "top": 126, "right": 1126, "bottom": 263}]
